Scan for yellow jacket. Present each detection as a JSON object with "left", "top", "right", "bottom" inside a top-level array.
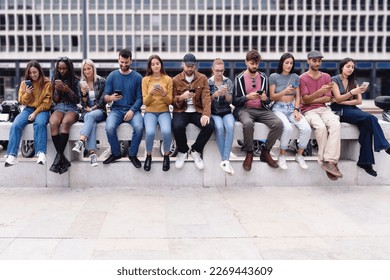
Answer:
[
  {"left": 142, "top": 74, "right": 173, "bottom": 113},
  {"left": 18, "top": 77, "right": 52, "bottom": 115}
]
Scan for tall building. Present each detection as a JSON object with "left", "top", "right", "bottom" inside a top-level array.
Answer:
[{"left": 1, "top": 0, "right": 390, "bottom": 99}]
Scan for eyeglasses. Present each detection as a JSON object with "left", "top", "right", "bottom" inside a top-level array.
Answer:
[
  {"left": 214, "top": 69, "right": 224, "bottom": 73},
  {"left": 251, "top": 78, "right": 256, "bottom": 88}
]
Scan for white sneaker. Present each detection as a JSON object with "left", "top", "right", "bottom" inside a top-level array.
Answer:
[
  {"left": 72, "top": 140, "right": 84, "bottom": 153},
  {"left": 175, "top": 152, "right": 187, "bottom": 169},
  {"left": 220, "top": 160, "right": 235, "bottom": 175},
  {"left": 36, "top": 152, "right": 46, "bottom": 165},
  {"left": 4, "top": 155, "right": 18, "bottom": 167},
  {"left": 190, "top": 150, "right": 204, "bottom": 170},
  {"left": 295, "top": 155, "right": 309, "bottom": 169},
  {"left": 89, "top": 153, "right": 98, "bottom": 167},
  {"left": 278, "top": 155, "right": 288, "bottom": 170}
]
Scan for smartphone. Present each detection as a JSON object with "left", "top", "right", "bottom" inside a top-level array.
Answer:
[
  {"left": 55, "top": 79, "right": 62, "bottom": 85},
  {"left": 328, "top": 82, "right": 335, "bottom": 87},
  {"left": 80, "top": 80, "right": 88, "bottom": 88},
  {"left": 361, "top": 82, "right": 369, "bottom": 87},
  {"left": 292, "top": 81, "right": 299, "bottom": 88},
  {"left": 154, "top": 83, "right": 161, "bottom": 89},
  {"left": 114, "top": 90, "right": 122, "bottom": 96},
  {"left": 25, "top": 80, "right": 33, "bottom": 87},
  {"left": 189, "top": 89, "right": 196, "bottom": 93},
  {"left": 257, "top": 90, "right": 264, "bottom": 94}
]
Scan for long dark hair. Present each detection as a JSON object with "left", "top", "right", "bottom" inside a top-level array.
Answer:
[
  {"left": 53, "top": 56, "right": 78, "bottom": 93},
  {"left": 276, "top": 53, "right": 295, "bottom": 74},
  {"left": 145, "top": 54, "right": 167, "bottom": 76},
  {"left": 339, "top": 57, "right": 356, "bottom": 91},
  {"left": 24, "top": 60, "right": 46, "bottom": 92}
]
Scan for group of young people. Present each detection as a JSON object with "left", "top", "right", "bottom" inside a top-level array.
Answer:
[{"left": 4, "top": 48, "right": 390, "bottom": 179}]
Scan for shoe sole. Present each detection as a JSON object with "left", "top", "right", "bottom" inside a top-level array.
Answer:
[
  {"left": 326, "top": 171, "right": 339, "bottom": 181},
  {"left": 321, "top": 164, "right": 342, "bottom": 178},
  {"left": 72, "top": 148, "right": 81, "bottom": 153}
]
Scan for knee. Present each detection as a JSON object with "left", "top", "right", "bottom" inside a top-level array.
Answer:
[
  {"left": 283, "top": 122, "right": 293, "bottom": 134},
  {"left": 105, "top": 123, "right": 116, "bottom": 135},
  {"left": 242, "top": 120, "right": 254, "bottom": 131}
]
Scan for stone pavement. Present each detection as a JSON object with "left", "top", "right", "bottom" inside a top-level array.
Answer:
[{"left": 0, "top": 185, "right": 389, "bottom": 260}]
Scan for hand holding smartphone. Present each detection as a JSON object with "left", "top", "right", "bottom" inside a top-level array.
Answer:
[
  {"left": 361, "top": 82, "right": 369, "bottom": 88},
  {"left": 25, "top": 80, "right": 33, "bottom": 88},
  {"left": 114, "top": 90, "right": 122, "bottom": 96}
]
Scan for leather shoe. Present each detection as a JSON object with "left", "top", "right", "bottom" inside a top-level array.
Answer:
[
  {"left": 260, "top": 148, "right": 278, "bottom": 168},
  {"left": 129, "top": 155, "right": 141, "bottom": 168},
  {"left": 103, "top": 154, "right": 122, "bottom": 164},
  {"left": 386, "top": 148, "right": 390, "bottom": 155},
  {"left": 357, "top": 163, "right": 377, "bottom": 177},
  {"left": 49, "top": 153, "right": 62, "bottom": 173},
  {"left": 321, "top": 161, "right": 342, "bottom": 178},
  {"left": 325, "top": 171, "right": 339, "bottom": 181},
  {"left": 243, "top": 151, "right": 253, "bottom": 171},
  {"left": 144, "top": 155, "right": 152, "bottom": 171},
  {"left": 162, "top": 155, "right": 170, "bottom": 171}
]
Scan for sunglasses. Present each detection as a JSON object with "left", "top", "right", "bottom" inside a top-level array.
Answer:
[
  {"left": 252, "top": 78, "right": 256, "bottom": 88},
  {"left": 57, "top": 56, "right": 69, "bottom": 61}
]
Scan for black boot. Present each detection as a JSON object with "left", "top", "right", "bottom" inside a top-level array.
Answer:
[
  {"left": 49, "top": 153, "right": 62, "bottom": 173},
  {"left": 144, "top": 155, "right": 152, "bottom": 171},
  {"left": 162, "top": 155, "right": 170, "bottom": 171},
  {"left": 59, "top": 155, "right": 71, "bottom": 175}
]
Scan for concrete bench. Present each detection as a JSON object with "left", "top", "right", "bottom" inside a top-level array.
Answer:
[{"left": 1, "top": 120, "right": 390, "bottom": 188}]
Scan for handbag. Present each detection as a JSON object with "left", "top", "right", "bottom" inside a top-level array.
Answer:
[{"left": 211, "top": 97, "right": 231, "bottom": 116}]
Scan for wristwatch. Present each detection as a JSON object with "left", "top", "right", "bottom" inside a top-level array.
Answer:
[{"left": 294, "top": 107, "right": 300, "bottom": 112}]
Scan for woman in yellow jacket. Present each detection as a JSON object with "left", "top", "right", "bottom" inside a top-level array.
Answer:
[
  {"left": 4, "top": 60, "right": 52, "bottom": 167},
  {"left": 142, "top": 54, "right": 173, "bottom": 171}
]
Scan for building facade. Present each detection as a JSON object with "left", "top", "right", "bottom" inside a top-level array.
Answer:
[{"left": 1, "top": 0, "right": 390, "bottom": 100}]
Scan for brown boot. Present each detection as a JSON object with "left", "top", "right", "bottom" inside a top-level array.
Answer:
[
  {"left": 260, "top": 148, "right": 278, "bottom": 168},
  {"left": 243, "top": 151, "right": 253, "bottom": 171}
]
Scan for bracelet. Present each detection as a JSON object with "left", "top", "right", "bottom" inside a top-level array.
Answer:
[
  {"left": 349, "top": 91, "right": 353, "bottom": 97},
  {"left": 294, "top": 108, "right": 300, "bottom": 112}
]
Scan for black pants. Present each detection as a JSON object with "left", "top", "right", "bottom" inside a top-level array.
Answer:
[{"left": 172, "top": 112, "right": 215, "bottom": 153}]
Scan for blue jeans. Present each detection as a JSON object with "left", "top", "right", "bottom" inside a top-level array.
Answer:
[
  {"left": 333, "top": 104, "right": 390, "bottom": 165},
  {"left": 144, "top": 112, "right": 172, "bottom": 153},
  {"left": 212, "top": 113, "right": 235, "bottom": 161},
  {"left": 272, "top": 102, "right": 311, "bottom": 150},
  {"left": 80, "top": 109, "right": 106, "bottom": 151},
  {"left": 105, "top": 108, "right": 143, "bottom": 157},
  {"left": 7, "top": 107, "right": 50, "bottom": 156}
]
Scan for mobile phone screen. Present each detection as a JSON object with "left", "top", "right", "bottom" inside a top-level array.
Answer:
[{"left": 25, "top": 80, "right": 32, "bottom": 87}]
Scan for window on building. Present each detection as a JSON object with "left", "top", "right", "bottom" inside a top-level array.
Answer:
[
  {"left": 368, "top": 16, "right": 375, "bottom": 31},
  {"left": 252, "top": 0, "right": 259, "bottom": 9},
  {"left": 171, "top": 35, "right": 177, "bottom": 52},
  {"left": 243, "top": 15, "right": 249, "bottom": 31},
  {"left": 44, "top": 35, "right": 50, "bottom": 51},
  {"left": 341, "top": 36, "right": 347, "bottom": 52},
  {"left": 171, "top": 15, "right": 177, "bottom": 31},
  {"left": 305, "top": 36, "right": 312, "bottom": 52},
  {"left": 234, "top": 0, "right": 240, "bottom": 9},
  {"left": 0, "top": 15, "right": 5, "bottom": 31},
  {"left": 98, "top": 1, "right": 104, "bottom": 9},
  {"left": 26, "top": 14, "right": 33, "bottom": 31},
  {"left": 270, "top": 15, "right": 276, "bottom": 31},
  {"left": 378, "top": 15, "right": 383, "bottom": 31},
  {"left": 89, "top": 36, "right": 96, "bottom": 52},
  {"left": 116, "top": 35, "right": 123, "bottom": 51},
  {"left": 125, "top": 36, "right": 132, "bottom": 51},
  {"left": 288, "top": 15, "right": 294, "bottom": 31},
  {"left": 53, "top": 14, "right": 59, "bottom": 31},
  {"left": 71, "top": 35, "right": 78, "bottom": 51},
  {"left": 323, "top": 36, "right": 329, "bottom": 52},
  {"left": 234, "top": 15, "right": 240, "bottom": 31},
  {"left": 216, "top": 15, "right": 222, "bottom": 31},
  {"left": 0, "top": 36, "right": 6, "bottom": 51},
  {"left": 333, "top": 15, "right": 339, "bottom": 31},
  {"left": 98, "top": 35, "right": 105, "bottom": 52},
  {"left": 314, "top": 36, "right": 321, "bottom": 50},
  {"left": 350, "top": 15, "right": 357, "bottom": 31},
  {"left": 342, "top": 16, "right": 347, "bottom": 31},
  {"left": 107, "top": 14, "right": 114, "bottom": 31},
  {"left": 333, "top": 1, "right": 339, "bottom": 10},
  {"left": 225, "top": 0, "right": 232, "bottom": 9},
  {"left": 62, "top": 35, "right": 69, "bottom": 52},
  {"left": 287, "top": 36, "right": 294, "bottom": 52},
  {"left": 89, "top": 0, "right": 96, "bottom": 9},
  {"left": 297, "top": 15, "right": 302, "bottom": 31},
  {"left": 188, "top": 1, "right": 195, "bottom": 10},
  {"left": 234, "top": 36, "right": 240, "bottom": 52},
  {"left": 350, "top": 36, "right": 356, "bottom": 52},
  {"left": 243, "top": 36, "right": 249, "bottom": 51},
  {"left": 252, "top": 36, "right": 258, "bottom": 50},
  {"left": 215, "top": 36, "right": 222, "bottom": 52},
  {"left": 35, "top": 35, "right": 42, "bottom": 52},
  {"left": 368, "top": 36, "right": 374, "bottom": 52},
  {"left": 387, "top": 37, "right": 390, "bottom": 52},
  {"left": 117, "top": 15, "right": 123, "bottom": 31},
  {"left": 180, "top": 15, "right": 186, "bottom": 31},
  {"left": 279, "top": 15, "right": 285, "bottom": 31},
  {"left": 62, "top": 15, "right": 69, "bottom": 31},
  {"left": 225, "top": 15, "right": 231, "bottom": 31},
  {"left": 351, "top": 0, "right": 357, "bottom": 10},
  {"left": 332, "top": 36, "right": 338, "bottom": 52},
  {"left": 107, "top": 35, "right": 114, "bottom": 51},
  {"left": 144, "top": 15, "right": 150, "bottom": 31},
  {"left": 377, "top": 36, "right": 383, "bottom": 52},
  {"left": 324, "top": 1, "right": 330, "bottom": 10},
  {"left": 306, "top": 0, "right": 313, "bottom": 10},
  {"left": 179, "top": 35, "right": 186, "bottom": 52},
  {"left": 252, "top": 15, "right": 258, "bottom": 31},
  {"left": 197, "top": 36, "right": 203, "bottom": 52},
  {"left": 260, "top": 36, "right": 267, "bottom": 52},
  {"left": 9, "top": 35, "right": 15, "bottom": 52},
  {"left": 387, "top": 16, "right": 390, "bottom": 31},
  {"left": 306, "top": 15, "right": 312, "bottom": 31},
  {"left": 323, "top": 15, "right": 330, "bottom": 31},
  {"left": 53, "top": 35, "right": 60, "bottom": 51},
  {"left": 135, "top": 35, "right": 141, "bottom": 51},
  {"left": 315, "top": 15, "right": 321, "bottom": 31},
  {"left": 342, "top": 0, "right": 348, "bottom": 10},
  {"left": 225, "top": 35, "right": 231, "bottom": 52},
  {"left": 296, "top": 36, "right": 303, "bottom": 52},
  {"left": 125, "top": 1, "right": 132, "bottom": 9},
  {"left": 26, "top": 35, "right": 32, "bottom": 51},
  {"left": 98, "top": 14, "right": 105, "bottom": 31},
  {"left": 17, "top": 14, "right": 23, "bottom": 30},
  {"left": 62, "top": 0, "right": 69, "bottom": 9},
  {"left": 359, "top": 16, "right": 366, "bottom": 32},
  {"left": 89, "top": 15, "right": 96, "bottom": 31},
  {"left": 359, "top": 36, "right": 365, "bottom": 52},
  {"left": 189, "top": 15, "right": 195, "bottom": 31},
  {"left": 270, "top": 36, "right": 276, "bottom": 52},
  {"left": 206, "top": 35, "right": 212, "bottom": 52},
  {"left": 161, "top": 15, "right": 168, "bottom": 31},
  {"left": 170, "top": 0, "right": 177, "bottom": 9},
  {"left": 278, "top": 36, "right": 284, "bottom": 52},
  {"left": 207, "top": 15, "right": 213, "bottom": 31},
  {"left": 162, "top": 35, "right": 168, "bottom": 51}
]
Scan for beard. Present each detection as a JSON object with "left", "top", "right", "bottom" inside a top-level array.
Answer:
[
  {"left": 120, "top": 65, "right": 130, "bottom": 72},
  {"left": 247, "top": 68, "right": 258, "bottom": 74},
  {"left": 184, "top": 69, "right": 194, "bottom": 76}
]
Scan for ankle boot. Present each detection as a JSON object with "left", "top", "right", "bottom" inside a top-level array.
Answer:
[
  {"left": 49, "top": 153, "right": 62, "bottom": 173},
  {"left": 243, "top": 151, "right": 253, "bottom": 171},
  {"left": 162, "top": 155, "right": 170, "bottom": 171},
  {"left": 144, "top": 155, "right": 152, "bottom": 171},
  {"left": 59, "top": 155, "right": 70, "bottom": 175}
]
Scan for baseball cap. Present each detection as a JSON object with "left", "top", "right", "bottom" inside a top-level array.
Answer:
[
  {"left": 183, "top": 53, "right": 197, "bottom": 66},
  {"left": 307, "top": 50, "right": 323, "bottom": 59}
]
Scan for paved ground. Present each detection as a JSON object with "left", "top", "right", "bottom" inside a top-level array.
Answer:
[{"left": 0, "top": 184, "right": 389, "bottom": 260}]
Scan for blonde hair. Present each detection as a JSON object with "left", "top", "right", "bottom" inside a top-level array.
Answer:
[
  {"left": 212, "top": 58, "right": 224, "bottom": 69},
  {"left": 81, "top": 59, "right": 98, "bottom": 82}
]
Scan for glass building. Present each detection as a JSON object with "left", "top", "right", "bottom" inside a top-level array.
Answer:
[{"left": 1, "top": 0, "right": 390, "bottom": 100}]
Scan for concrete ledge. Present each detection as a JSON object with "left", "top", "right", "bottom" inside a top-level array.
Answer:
[{"left": 1, "top": 120, "right": 390, "bottom": 188}]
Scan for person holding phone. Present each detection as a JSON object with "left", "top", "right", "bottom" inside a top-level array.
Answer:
[
  {"left": 299, "top": 50, "right": 342, "bottom": 180},
  {"left": 208, "top": 58, "right": 235, "bottom": 175},
  {"left": 103, "top": 49, "right": 144, "bottom": 168},
  {"left": 232, "top": 49, "right": 283, "bottom": 171},
  {"left": 172, "top": 53, "right": 215, "bottom": 170},
  {"left": 330, "top": 57, "right": 390, "bottom": 176},
  {"left": 72, "top": 59, "right": 106, "bottom": 167},
  {"left": 4, "top": 60, "right": 52, "bottom": 167},
  {"left": 269, "top": 53, "right": 311, "bottom": 170},
  {"left": 142, "top": 54, "right": 173, "bottom": 171},
  {"left": 49, "top": 56, "right": 80, "bottom": 174}
]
